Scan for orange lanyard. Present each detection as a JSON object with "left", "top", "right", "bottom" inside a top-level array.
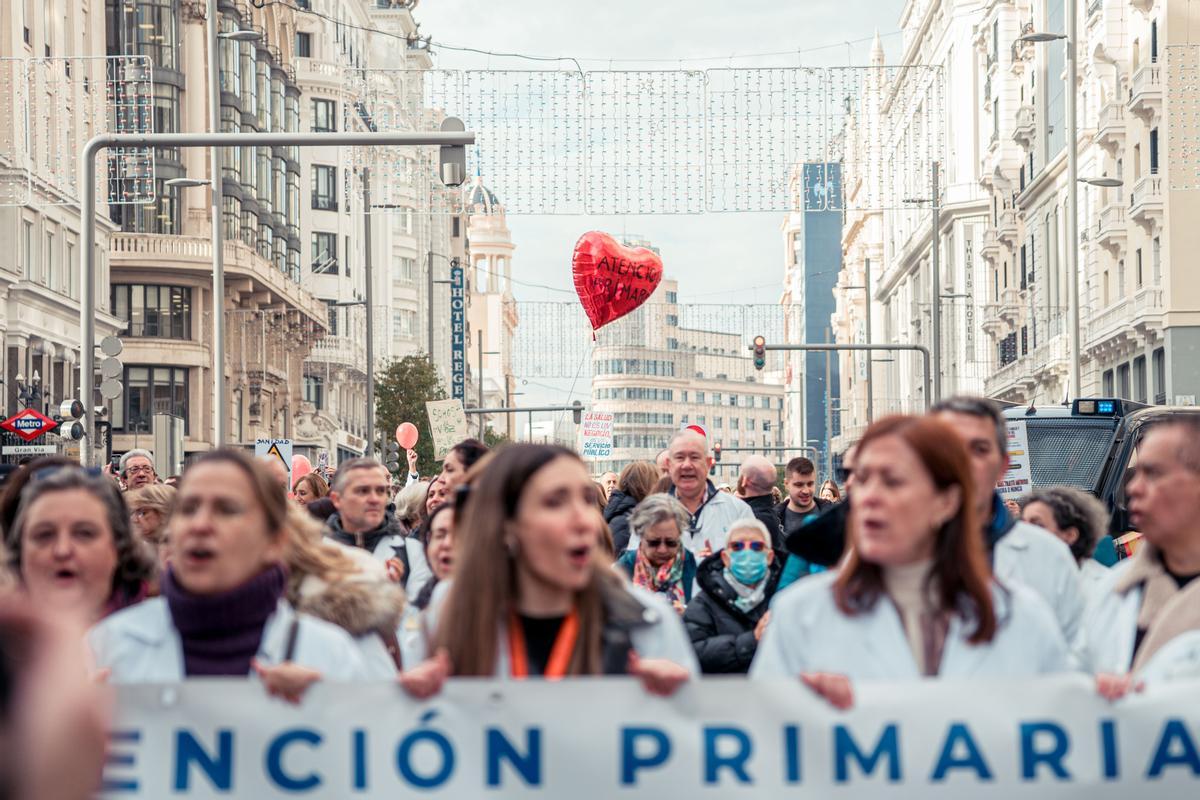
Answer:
[{"left": 507, "top": 608, "right": 579, "bottom": 680}]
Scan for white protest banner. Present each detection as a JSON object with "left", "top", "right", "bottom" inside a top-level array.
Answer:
[
  {"left": 254, "top": 438, "right": 293, "bottom": 484},
  {"left": 579, "top": 411, "right": 614, "bottom": 459},
  {"left": 997, "top": 420, "right": 1033, "bottom": 499},
  {"left": 426, "top": 399, "right": 468, "bottom": 460},
  {"left": 101, "top": 676, "right": 1200, "bottom": 799}
]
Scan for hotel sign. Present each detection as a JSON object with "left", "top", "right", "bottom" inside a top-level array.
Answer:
[{"left": 450, "top": 259, "right": 465, "bottom": 400}]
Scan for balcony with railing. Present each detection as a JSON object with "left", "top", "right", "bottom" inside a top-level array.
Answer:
[
  {"left": 1096, "top": 101, "right": 1125, "bottom": 153},
  {"left": 980, "top": 227, "right": 1001, "bottom": 263},
  {"left": 998, "top": 208, "right": 1020, "bottom": 247},
  {"left": 1084, "top": 286, "right": 1164, "bottom": 350},
  {"left": 999, "top": 287, "right": 1022, "bottom": 324},
  {"left": 109, "top": 233, "right": 327, "bottom": 326},
  {"left": 1129, "top": 63, "right": 1161, "bottom": 120},
  {"left": 1096, "top": 204, "right": 1126, "bottom": 252},
  {"left": 1029, "top": 335, "right": 1069, "bottom": 384},
  {"left": 1012, "top": 104, "right": 1035, "bottom": 148},
  {"left": 1129, "top": 175, "right": 1163, "bottom": 229},
  {"left": 306, "top": 334, "right": 367, "bottom": 374}
]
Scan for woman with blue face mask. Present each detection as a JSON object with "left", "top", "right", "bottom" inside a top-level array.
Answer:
[{"left": 682, "top": 519, "right": 783, "bottom": 673}]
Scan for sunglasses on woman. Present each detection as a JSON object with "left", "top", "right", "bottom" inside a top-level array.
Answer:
[
  {"left": 727, "top": 541, "right": 767, "bottom": 552},
  {"left": 644, "top": 538, "right": 680, "bottom": 549}
]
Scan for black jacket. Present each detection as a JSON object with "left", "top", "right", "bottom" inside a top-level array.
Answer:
[
  {"left": 604, "top": 490, "right": 639, "bottom": 553},
  {"left": 683, "top": 551, "right": 783, "bottom": 674},
  {"left": 744, "top": 493, "right": 784, "bottom": 549},
  {"left": 783, "top": 499, "right": 847, "bottom": 567}
]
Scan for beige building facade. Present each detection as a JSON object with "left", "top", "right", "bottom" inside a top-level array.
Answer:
[
  {"left": 591, "top": 275, "right": 785, "bottom": 479},
  {"left": 0, "top": 1, "right": 122, "bottom": 449},
  {"left": 977, "top": 0, "right": 1199, "bottom": 407}
]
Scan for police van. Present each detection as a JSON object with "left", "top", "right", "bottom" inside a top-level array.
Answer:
[{"left": 1002, "top": 398, "right": 1200, "bottom": 549}]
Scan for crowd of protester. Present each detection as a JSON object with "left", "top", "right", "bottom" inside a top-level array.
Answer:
[{"left": 1, "top": 395, "right": 1199, "bottom": 798}]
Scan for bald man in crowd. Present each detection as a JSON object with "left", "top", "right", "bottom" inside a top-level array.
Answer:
[
  {"left": 666, "top": 430, "right": 753, "bottom": 555},
  {"left": 738, "top": 455, "right": 784, "bottom": 549}
]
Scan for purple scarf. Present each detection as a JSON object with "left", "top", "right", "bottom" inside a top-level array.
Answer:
[{"left": 161, "top": 564, "right": 287, "bottom": 677}]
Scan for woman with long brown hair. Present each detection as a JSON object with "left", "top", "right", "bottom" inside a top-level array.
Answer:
[
  {"left": 398, "top": 444, "right": 697, "bottom": 698},
  {"left": 750, "top": 415, "right": 1071, "bottom": 708}
]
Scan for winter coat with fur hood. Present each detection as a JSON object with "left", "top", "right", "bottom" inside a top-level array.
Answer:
[{"left": 288, "top": 542, "right": 407, "bottom": 676}]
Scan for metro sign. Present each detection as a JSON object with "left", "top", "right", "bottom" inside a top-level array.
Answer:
[{"left": 1, "top": 408, "right": 58, "bottom": 442}]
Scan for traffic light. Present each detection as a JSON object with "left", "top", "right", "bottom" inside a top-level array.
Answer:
[
  {"left": 57, "top": 398, "right": 86, "bottom": 440},
  {"left": 571, "top": 400, "right": 583, "bottom": 425},
  {"left": 752, "top": 336, "right": 767, "bottom": 371},
  {"left": 713, "top": 442, "right": 722, "bottom": 462},
  {"left": 385, "top": 441, "right": 401, "bottom": 473}
]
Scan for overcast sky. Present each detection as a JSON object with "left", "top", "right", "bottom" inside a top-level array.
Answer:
[{"left": 408, "top": 0, "right": 906, "bottom": 410}]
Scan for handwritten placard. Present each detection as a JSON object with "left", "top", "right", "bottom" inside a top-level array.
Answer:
[
  {"left": 580, "top": 411, "right": 614, "bottom": 459},
  {"left": 426, "top": 399, "right": 469, "bottom": 460}
]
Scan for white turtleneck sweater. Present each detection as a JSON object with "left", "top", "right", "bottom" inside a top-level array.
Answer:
[{"left": 882, "top": 558, "right": 940, "bottom": 676}]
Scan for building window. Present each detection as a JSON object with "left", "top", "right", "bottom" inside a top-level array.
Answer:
[
  {"left": 43, "top": 228, "right": 55, "bottom": 288},
  {"left": 324, "top": 299, "right": 339, "bottom": 336},
  {"left": 1135, "top": 248, "right": 1143, "bottom": 288},
  {"left": 311, "top": 232, "right": 337, "bottom": 274},
  {"left": 113, "top": 366, "right": 189, "bottom": 434},
  {"left": 393, "top": 309, "right": 416, "bottom": 337},
  {"left": 21, "top": 219, "right": 35, "bottom": 281},
  {"left": 151, "top": 84, "right": 181, "bottom": 163},
  {"left": 397, "top": 256, "right": 416, "bottom": 283},
  {"left": 1153, "top": 347, "right": 1166, "bottom": 404},
  {"left": 303, "top": 375, "right": 324, "bottom": 410},
  {"left": 312, "top": 98, "right": 336, "bottom": 132},
  {"left": 1147, "top": 236, "right": 1156, "bottom": 286},
  {"left": 312, "top": 165, "right": 337, "bottom": 210},
  {"left": 295, "top": 32, "right": 311, "bottom": 58},
  {"left": 1149, "top": 128, "right": 1159, "bottom": 175},
  {"left": 666, "top": 291, "right": 678, "bottom": 304},
  {"left": 23, "top": 0, "right": 31, "bottom": 44},
  {"left": 111, "top": 285, "right": 192, "bottom": 339},
  {"left": 1117, "top": 363, "right": 1131, "bottom": 399},
  {"left": 1102, "top": 369, "right": 1114, "bottom": 395},
  {"left": 1133, "top": 355, "right": 1147, "bottom": 404},
  {"left": 695, "top": 391, "right": 705, "bottom": 404},
  {"left": 121, "top": 0, "right": 180, "bottom": 71}
]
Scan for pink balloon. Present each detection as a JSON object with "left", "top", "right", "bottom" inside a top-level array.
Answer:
[
  {"left": 395, "top": 422, "right": 419, "bottom": 450},
  {"left": 291, "top": 454, "right": 312, "bottom": 481}
]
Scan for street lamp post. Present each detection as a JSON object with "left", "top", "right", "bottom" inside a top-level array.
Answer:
[
  {"left": 903, "top": 160, "right": 943, "bottom": 403},
  {"left": 206, "top": 5, "right": 262, "bottom": 449}
]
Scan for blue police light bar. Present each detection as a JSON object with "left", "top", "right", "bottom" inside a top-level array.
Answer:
[{"left": 1072, "top": 398, "right": 1122, "bottom": 417}]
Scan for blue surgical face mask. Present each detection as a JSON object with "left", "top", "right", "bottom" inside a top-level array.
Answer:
[{"left": 728, "top": 549, "right": 768, "bottom": 585}]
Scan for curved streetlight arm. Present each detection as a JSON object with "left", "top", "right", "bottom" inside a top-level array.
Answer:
[{"left": 78, "top": 129, "right": 475, "bottom": 466}]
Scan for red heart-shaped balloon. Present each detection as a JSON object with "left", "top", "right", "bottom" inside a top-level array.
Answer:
[{"left": 572, "top": 231, "right": 663, "bottom": 332}]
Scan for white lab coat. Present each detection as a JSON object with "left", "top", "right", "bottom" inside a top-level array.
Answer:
[
  {"left": 1078, "top": 558, "right": 1111, "bottom": 607},
  {"left": 1137, "top": 630, "right": 1200, "bottom": 683},
  {"left": 423, "top": 583, "right": 700, "bottom": 677},
  {"left": 1081, "top": 559, "right": 1200, "bottom": 681},
  {"left": 994, "top": 521, "right": 1085, "bottom": 644},
  {"left": 367, "top": 533, "right": 433, "bottom": 605},
  {"left": 671, "top": 489, "right": 754, "bottom": 556},
  {"left": 89, "top": 597, "right": 371, "bottom": 683},
  {"left": 749, "top": 571, "right": 1073, "bottom": 680}
]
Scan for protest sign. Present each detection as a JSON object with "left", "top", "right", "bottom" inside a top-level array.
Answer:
[
  {"left": 426, "top": 400, "right": 469, "bottom": 460},
  {"left": 997, "top": 420, "right": 1033, "bottom": 499},
  {"left": 101, "top": 676, "right": 1200, "bottom": 799},
  {"left": 255, "top": 438, "right": 293, "bottom": 484},
  {"left": 579, "top": 411, "right": 614, "bottom": 459}
]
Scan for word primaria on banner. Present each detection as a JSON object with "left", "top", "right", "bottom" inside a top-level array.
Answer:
[{"left": 102, "top": 715, "right": 1200, "bottom": 794}]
